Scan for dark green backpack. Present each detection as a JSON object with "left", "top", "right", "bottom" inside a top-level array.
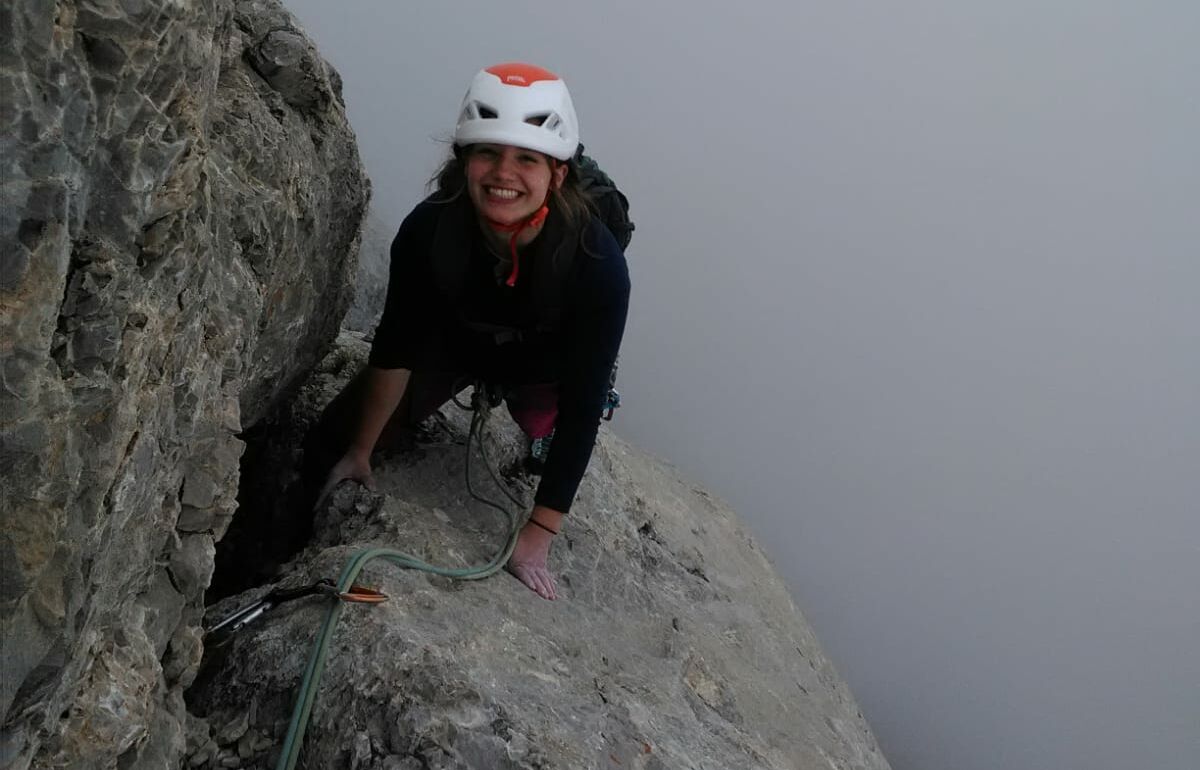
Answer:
[
  {"left": 576, "top": 146, "right": 634, "bottom": 251},
  {"left": 574, "top": 146, "right": 631, "bottom": 419}
]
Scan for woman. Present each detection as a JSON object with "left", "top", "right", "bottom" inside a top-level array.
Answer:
[{"left": 314, "top": 63, "right": 631, "bottom": 601}]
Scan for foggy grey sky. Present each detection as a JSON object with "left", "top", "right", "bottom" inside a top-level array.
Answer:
[{"left": 284, "top": 2, "right": 1200, "bottom": 769}]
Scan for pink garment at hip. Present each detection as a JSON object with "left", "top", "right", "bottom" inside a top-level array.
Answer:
[{"left": 505, "top": 382, "right": 558, "bottom": 438}]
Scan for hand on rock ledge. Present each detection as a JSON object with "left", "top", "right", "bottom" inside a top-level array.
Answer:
[
  {"left": 315, "top": 451, "right": 375, "bottom": 510},
  {"left": 506, "top": 521, "right": 559, "bottom": 600}
]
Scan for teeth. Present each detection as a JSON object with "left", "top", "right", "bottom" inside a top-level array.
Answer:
[{"left": 487, "top": 187, "right": 520, "bottom": 199}]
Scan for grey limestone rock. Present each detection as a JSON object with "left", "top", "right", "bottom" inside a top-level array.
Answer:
[
  {"left": 188, "top": 335, "right": 890, "bottom": 770},
  {"left": 343, "top": 207, "right": 393, "bottom": 335},
  {"left": 0, "top": 1, "right": 368, "bottom": 767},
  {"left": 2, "top": 1, "right": 892, "bottom": 767}
]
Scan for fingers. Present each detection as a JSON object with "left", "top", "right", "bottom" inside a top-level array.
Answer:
[
  {"left": 532, "top": 568, "right": 557, "bottom": 600},
  {"left": 313, "top": 456, "right": 374, "bottom": 512},
  {"left": 508, "top": 563, "right": 558, "bottom": 600},
  {"left": 505, "top": 523, "right": 558, "bottom": 600},
  {"left": 316, "top": 470, "right": 349, "bottom": 509}
]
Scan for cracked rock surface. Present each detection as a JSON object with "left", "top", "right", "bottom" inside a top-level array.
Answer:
[
  {"left": 0, "top": 1, "right": 367, "bottom": 767},
  {"left": 3, "top": 1, "right": 892, "bottom": 766},
  {"left": 188, "top": 335, "right": 890, "bottom": 770}
]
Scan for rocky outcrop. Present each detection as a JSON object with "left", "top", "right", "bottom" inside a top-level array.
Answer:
[
  {"left": 343, "top": 207, "right": 392, "bottom": 334},
  {"left": 0, "top": 1, "right": 368, "bottom": 767},
  {"left": 188, "top": 334, "right": 890, "bottom": 770},
  {"left": 3, "top": 3, "right": 892, "bottom": 768}
]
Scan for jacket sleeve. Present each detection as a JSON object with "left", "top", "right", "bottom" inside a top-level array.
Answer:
[
  {"left": 534, "top": 238, "right": 631, "bottom": 513},
  {"left": 368, "top": 204, "right": 438, "bottom": 370}
]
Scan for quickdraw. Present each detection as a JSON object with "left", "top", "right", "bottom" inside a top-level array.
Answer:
[{"left": 205, "top": 578, "right": 387, "bottom": 647}]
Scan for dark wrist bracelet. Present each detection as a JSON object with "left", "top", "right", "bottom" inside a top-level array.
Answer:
[{"left": 529, "top": 518, "right": 559, "bottom": 536}]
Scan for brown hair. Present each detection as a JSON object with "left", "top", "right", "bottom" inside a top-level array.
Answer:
[{"left": 427, "top": 144, "right": 595, "bottom": 235}]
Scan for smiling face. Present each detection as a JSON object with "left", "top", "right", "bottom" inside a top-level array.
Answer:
[{"left": 465, "top": 143, "right": 567, "bottom": 227}]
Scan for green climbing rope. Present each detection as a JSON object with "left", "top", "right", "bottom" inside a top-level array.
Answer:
[{"left": 275, "top": 387, "right": 525, "bottom": 770}]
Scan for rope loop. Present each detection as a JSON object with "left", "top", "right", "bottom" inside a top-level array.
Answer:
[{"left": 274, "top": 376, "right": 526, "bottom": 770}]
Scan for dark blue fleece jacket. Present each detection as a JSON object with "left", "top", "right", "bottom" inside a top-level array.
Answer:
[{"left": 369, "top": 196, "right": 631, "bottom": 513}]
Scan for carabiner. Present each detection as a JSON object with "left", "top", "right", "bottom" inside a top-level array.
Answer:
[
  {"left": 602, "top": 388, "right": 621, "bottom": 421},
  {"left": 205, "top": 578, "right": 388, "bottom": 645}
]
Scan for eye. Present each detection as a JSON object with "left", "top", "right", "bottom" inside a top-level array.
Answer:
[
  {"left": 517, "top": 152, "right": 541, "bottom": 165},
  {"left": 474, "top": 146, "right": 499, "bottom": 159}
]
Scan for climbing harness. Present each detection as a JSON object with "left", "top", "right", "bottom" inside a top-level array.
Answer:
[{"left": 271, "top": 381, "right": 525, "bottom": 770}]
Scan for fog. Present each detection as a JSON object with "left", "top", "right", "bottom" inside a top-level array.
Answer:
[{"left": 283, "top": 2, "right": 1200, "bottom": 768}]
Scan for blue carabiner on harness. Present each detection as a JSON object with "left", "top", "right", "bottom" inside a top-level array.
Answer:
[{"left": 602, "top": 388, "right": 621, "bottom": 421}]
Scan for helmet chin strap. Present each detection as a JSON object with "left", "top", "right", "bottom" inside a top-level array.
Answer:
[{"left": 486, "top": 196, "right": 550, "bottom": 287}]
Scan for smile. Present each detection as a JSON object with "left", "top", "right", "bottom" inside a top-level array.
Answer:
[{"left": 485, "top": 186, "right": 522, "bottom": 200}]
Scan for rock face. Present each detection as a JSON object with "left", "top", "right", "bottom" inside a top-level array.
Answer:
[
  {"left": 2, "top": 3, "right": 891, "bottom": 768},
  {"left": 343, "top": 207, "right": 392, "bottom": 335},
  {"left": 188, "top": 335, "right": 890, "bottom": 770},
  {"left": 0, "top": 1, "right": 368, "bottom": 767}
]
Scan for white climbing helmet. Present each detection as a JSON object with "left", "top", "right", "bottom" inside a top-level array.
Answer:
[{"left": 454, "top": 62, "right": 580, "bottom": 161}]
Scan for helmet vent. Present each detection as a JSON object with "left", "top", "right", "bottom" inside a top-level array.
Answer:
[
  {"left": 528, "top": 112, "right": 564, "bottom": 135},
  {"left": 463, "top": 101, "right": 499, "bottom": 120}
]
